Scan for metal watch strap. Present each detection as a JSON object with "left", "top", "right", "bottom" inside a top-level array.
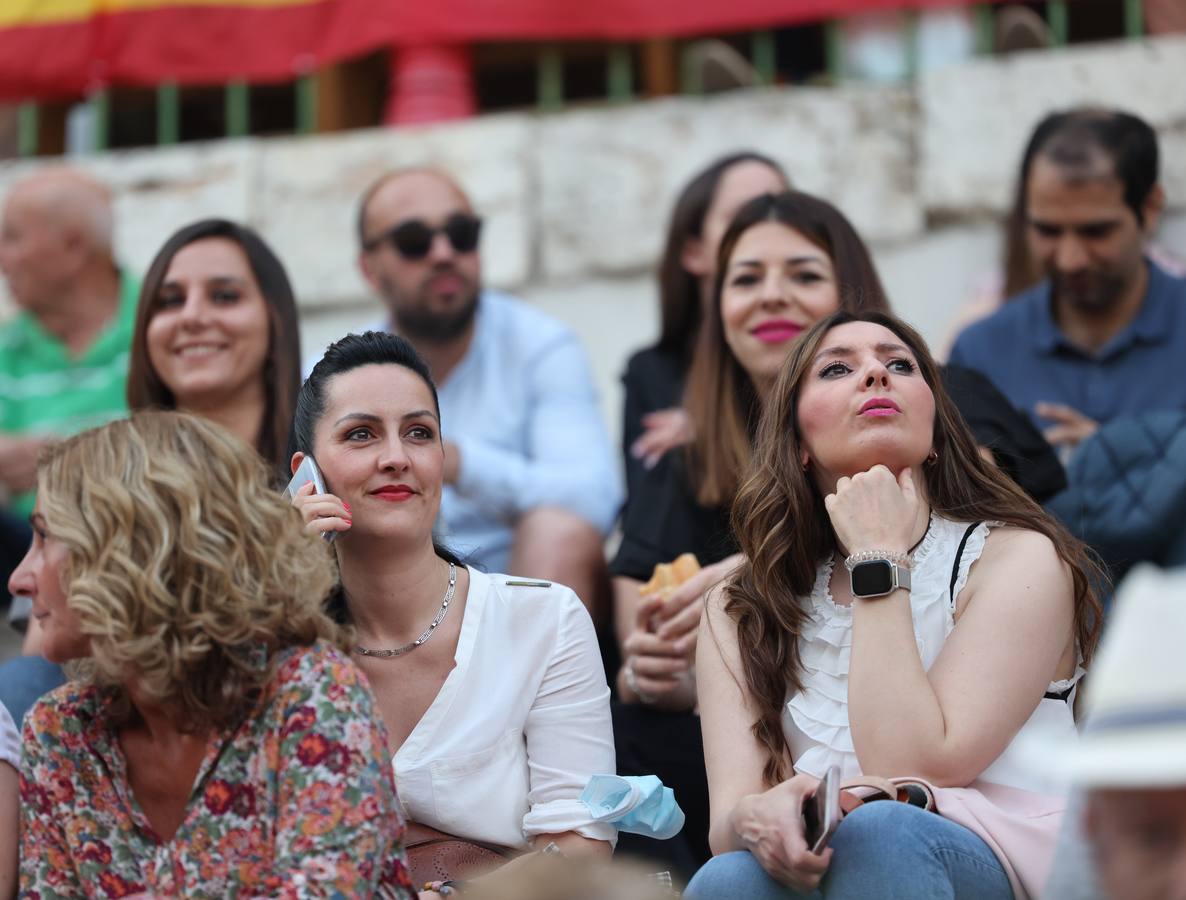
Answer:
[
  {"left": 892, "top": 562, "right": 912, "bottom": 592},
  {"left": 850, "top": 557, "right": 912, "bottom": 599}
]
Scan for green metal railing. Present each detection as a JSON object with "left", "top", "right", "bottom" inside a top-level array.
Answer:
[{"left": 13, "top": 0, "right": 1150, "bottom": 157}]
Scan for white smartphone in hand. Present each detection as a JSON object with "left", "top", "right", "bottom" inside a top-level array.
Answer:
[
  {"left": 803, "top": 765, "right": 842, "bottom": 854},
  {"left": 285, "top": 455, "right": 327, "bottom": 499},
  {"left": 284, "top": 456, "right": 335, "bottom": 542}
]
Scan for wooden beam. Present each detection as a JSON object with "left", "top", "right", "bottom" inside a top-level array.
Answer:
[
  {"left": 1124, "top": 0, "right": 1145, "bottom": 37},
  {"left": 751, "top": 31, "right": 776, "bottom": 86},
  {"left": 17, "top": 103, "right": 38, "bottom": 157},
  {"left": 641, "top": 38, "right": 677, "bottom": 97},
  {"left": 156, "top": 82, "right": 180, "bottom": 145},
  {"left": 90, "top": 89, "right": 109, "bottom": 152},
  {"left": 607, "top": 44, "right": 633, "bottom": 103},
  {"left": 537, "top": 45, "right": 564, "bottom": 111},
  {"left": 296, "top": 74, "right": 317, "bottom": 134},
  {"left": 225, "top": 81, "right": 250, "bottom": 137},
  {"left": 1047, "top": 1, "right": 1069, "bottom": 46}
]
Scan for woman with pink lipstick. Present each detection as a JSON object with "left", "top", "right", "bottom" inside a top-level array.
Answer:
[
  {"left": 127, "top": 219, "right": 302, "bottom": 475},
  {"left": 290, "top": 331, "right": 617, "bottom": 888},
  {"left": 612, "top": 192, "right": 889, "bottom": 707},
  {"left": 687, "top": 310, "right": 1103, "bottom": 900},
  {"left": 609, "top": 191, "right": 888, "bottom": 873}
]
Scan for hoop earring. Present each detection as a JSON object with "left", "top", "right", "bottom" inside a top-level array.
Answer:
[{"left": 926, "top": 449, "right": 938, "bottom": 466}]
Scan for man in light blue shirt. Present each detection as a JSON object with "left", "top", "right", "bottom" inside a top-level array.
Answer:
[{"left": 332, "top": 167, "right": 620, "bottom": 613}]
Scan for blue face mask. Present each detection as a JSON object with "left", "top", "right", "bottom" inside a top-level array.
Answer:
[{"left": 580, "top": 774, "right": 685, "bottom": 840}]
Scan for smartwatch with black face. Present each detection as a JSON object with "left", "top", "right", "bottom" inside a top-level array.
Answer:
[{"left": 850, "top": 558, "right": 912, "bottom": 599}]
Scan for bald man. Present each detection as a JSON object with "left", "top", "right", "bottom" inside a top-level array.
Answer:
[
  {"left": 332, "top": 167, "right": 621, "bottom": 619},
  {"left": 0, "top": 167, "right": 139, "bottom": 530}
]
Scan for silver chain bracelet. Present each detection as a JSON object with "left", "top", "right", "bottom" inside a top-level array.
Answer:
[{"left": 844, "top": 549, "right": 913, "bottom": 571}]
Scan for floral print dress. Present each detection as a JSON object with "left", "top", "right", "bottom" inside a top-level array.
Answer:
[{"left": 19, "top": 640, "right": 415, "bottom": 899}]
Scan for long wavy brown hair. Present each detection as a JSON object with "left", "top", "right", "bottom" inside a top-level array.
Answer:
[
  {"left": 724, "top": 309, "right": 1105, "bottom": 785},
  {"left": 684, "top": 191, "right": 890, "bottom": 506}
]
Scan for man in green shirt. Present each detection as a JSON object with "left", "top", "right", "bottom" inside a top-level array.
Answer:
[{"left": 0, "top": 168, "right": 138, "bottom": 567}]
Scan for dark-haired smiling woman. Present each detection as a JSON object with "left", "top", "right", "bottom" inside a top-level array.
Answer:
[
  {"left": 687, "top": 311, "right": 1102, "bottom": 900},
  {"left": 290, "top": 332, "right": 616, "bottom": 881},
  {"left": 127, "top": 218, "right": 302, "bottom": 474}
]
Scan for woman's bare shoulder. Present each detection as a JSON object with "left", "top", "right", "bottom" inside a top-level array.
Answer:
[{"left": 971, "top": 525, "right": 1072, "bottom": 592}]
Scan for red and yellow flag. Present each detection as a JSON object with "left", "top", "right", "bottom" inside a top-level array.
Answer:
[{"left": 0, "top": 0, "right": 982, "bottom": 103}]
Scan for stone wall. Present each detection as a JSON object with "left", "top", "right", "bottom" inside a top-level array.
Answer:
[{"left": 3, "top": 34, "right": 1185, "bottom": 446}]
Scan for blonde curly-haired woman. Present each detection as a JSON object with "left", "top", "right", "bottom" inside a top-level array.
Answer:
[{"left": 9, "top": 411, "right": 415, "bottom": 899}]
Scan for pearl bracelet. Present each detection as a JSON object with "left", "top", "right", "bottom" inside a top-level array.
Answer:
[{"left": 843, "top": 549, "right": 913, "bottom": 571}]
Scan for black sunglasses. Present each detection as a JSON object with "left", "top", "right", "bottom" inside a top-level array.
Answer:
[{"left": 364, "top": 213, "right": 483, "bottom": 259}]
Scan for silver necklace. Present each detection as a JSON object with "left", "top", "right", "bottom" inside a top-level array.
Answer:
[{"left": 354, "top": 562, "right": 457, "bottom": 659}]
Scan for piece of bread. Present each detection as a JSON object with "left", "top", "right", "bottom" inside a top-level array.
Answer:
[{"left": 639, "top": 552, "right": 701, "bottom": 602}]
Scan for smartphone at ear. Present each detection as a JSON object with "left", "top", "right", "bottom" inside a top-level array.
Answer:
[
  {"left": 285, "top": 456, "right": 335, "bottom": 543},
  {"left": 802, "top": 765, "right": 842, "bottom": 854},
  {"left": 285, "top": 455, "right": 327, "bottom": 499}
]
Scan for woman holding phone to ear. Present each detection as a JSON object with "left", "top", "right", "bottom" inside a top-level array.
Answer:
[
  {"left": 289, "top": 332, "right": 616, "bottom": 887},
  {"left": 687, "top": 310, "right": 1102, "bottom": 900}
]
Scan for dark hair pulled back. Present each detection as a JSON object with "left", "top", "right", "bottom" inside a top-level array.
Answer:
[{"left": 289, "top": 331, "right": 462, "bottom": 586}]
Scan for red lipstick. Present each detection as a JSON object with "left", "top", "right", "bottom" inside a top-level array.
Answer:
[{"left": 371, "top": 484, "right": 417, "bottom": 502}]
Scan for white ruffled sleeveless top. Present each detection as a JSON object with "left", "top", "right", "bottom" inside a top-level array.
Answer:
[{"left": 783, "top": 514, "right": 1082, "bottom": 796}]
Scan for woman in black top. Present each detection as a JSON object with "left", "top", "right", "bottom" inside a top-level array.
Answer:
[
  {"left": 621, "top": 152, "right": 788, "bottom": 496},
  {"left": 611, "top": 191, "right": 888, "bottom": 875}
]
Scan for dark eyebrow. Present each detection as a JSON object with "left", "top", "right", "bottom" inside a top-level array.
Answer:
[
  {"left": 332, "top": 412, "right": 383, "bottom": 428},
  {"left": 812, "top": 342, "right": 912, "bottom": 365},
  {"left": 1027, "top": 216, "right": 1123, "bottom": 232},
  {"left": 332, "top": 410, "right": 440, "bottom": 428},
  {"left": 160, "top": 275, "right": 249, "bottom": 289},
  {"left": 732, "top": 254, "right": 827, "bottom": 268},
  {"left": 812, "top": 345, "right": 852, "bottom": 365},
  {"left": 402, "top": 409, "right": 439, "bottom": 423}
]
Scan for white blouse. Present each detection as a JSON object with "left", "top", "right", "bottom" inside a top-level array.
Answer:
[
  {"left": 393, "top": 567, "right": 617, "bottom": 849},
  {"left": 784, "top": 515, "right": 1082, "bottom": 795}
]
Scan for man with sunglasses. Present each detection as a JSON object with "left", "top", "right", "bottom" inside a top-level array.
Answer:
[{"left": 350, "top": 167, "right": 621, "bottom": 618}]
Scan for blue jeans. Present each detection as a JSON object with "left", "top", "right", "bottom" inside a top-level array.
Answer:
[{"left": 685, "top": 801, "right": 1014, "bottom": 900}]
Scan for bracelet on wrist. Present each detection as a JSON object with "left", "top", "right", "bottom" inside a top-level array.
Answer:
[
  {"left": 623, "top": 659, "right": 658, "bottom": 705},
  {"left": 843, "top": 549, "right": 912, "bottom": 571}
]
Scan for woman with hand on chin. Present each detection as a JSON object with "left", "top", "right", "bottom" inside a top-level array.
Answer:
[
  {"left": 127, "top": 219, "right": 301, "bottom": 475},
  {"left": 687, "top": 310, "right": 1102, "bottom": 899},
  {"left": 290, "top": 332, "right": 616, "bottom": 889}
]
